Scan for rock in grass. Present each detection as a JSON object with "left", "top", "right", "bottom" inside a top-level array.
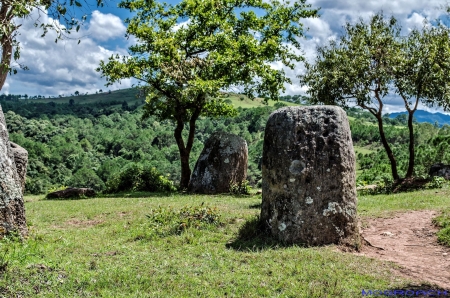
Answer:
[
  {"left": 46, "top": 187, "right": 96, "bottom": 199},
  {"left": 0, "top": 105, "right": 27, "bottom": 237},
  {"left": 188, "top": 131, "right": 248, "bottom": 194},
  {"left": 429, "top": 163, "right": 450, "bottom": 180},
  {"left": 260, "top": 106, "right": 358, "bottom": 246}
]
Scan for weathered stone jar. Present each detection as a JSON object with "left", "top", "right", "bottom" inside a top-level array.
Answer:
[
  {"left": 188, "top": 131, "right": 248, "bottom": 194},
  {"left": 260, "top": 106, "right": 357, "bottom": 246},
  {"left": 0, "top": 105, "right": 27, "bottom": 237}
]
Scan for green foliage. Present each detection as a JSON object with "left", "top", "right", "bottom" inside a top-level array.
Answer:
[
  {"left": 106, "top": 163, "right": 176, "bottom": 193},
  {"left": 46, "top": 185, "right": 67, "bottom": 194},
  {"left": 433, "top": 209, "right": 450, "bottom": 247},
  {"left": 144, "top": 204, "right": 222, "bottom": 238},
  {"left": 6, "top": 98, "right": 450, "bottom": 195},
  {"left": 4, "top": 100, "right": 285, "bottom": 194},
  {"left": 229, "top": 180, "right": 252, "bottom": 195},
  {"left": 426, "top": 176, "right": 446, "bottom": 190},
  {"left": 69, "top": 167, "right": 105, "bottom": 192}
]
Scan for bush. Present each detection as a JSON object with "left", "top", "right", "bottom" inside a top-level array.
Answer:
[
  {"left": 69, "top": 167, "right": 105, "bottom": 192},
  {"left": 426, "top": 176, "right": 446, "bottom": 189},
  {"left": 145, "top": 204, "right": 222, "bottom": 237},
  {"left": 106, "top": 163, "right": 176, "bottom": 193},
  {"left": 25, "top": 177, "right": 50, "bottom": 195},
  {"left": 229, "top": 180, "right": 252, "bottom": 195}
]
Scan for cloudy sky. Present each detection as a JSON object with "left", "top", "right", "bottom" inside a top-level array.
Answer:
[{"left": 4, "top": 0, "right": 449, "bottom": 113}]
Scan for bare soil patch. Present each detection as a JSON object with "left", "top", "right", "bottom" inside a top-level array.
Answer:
[
  {"left": 356, "top": 210, "right": 450, "bottom": 289},
  {"left": 64, "top": 219, "right": 104, "bottom": 228}
]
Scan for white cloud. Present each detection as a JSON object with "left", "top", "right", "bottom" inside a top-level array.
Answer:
[
  {"left": 173, "top": 19, "right": 191, "bottom": 31},
  {"left": 4, "top": 8, "right": 131, "bottom": 97},
  {"left": 87, "top": 10, "right": 127, "bottom": 42}
]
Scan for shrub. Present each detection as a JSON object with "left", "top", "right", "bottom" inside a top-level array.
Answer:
[
  {"left": 47, "top": 185, "right": 68, "bottom": 194},
  {"left": 25, "top": 177, "right": 50, "bottom": 195},
  {"left": 229, "top": 180, "right": 252, "bottom": 195},
  {"left": 145, "top": 204, "right": 222, "bottom": 238},
  {"left": 426, "top": 176, "right": 446, "bottom": 189},
  {"left": 69, "top": 167, "right": 106, "bottom": 192},
  {"left": 106, "top": 163, "right": 176, "bottom": 193}
]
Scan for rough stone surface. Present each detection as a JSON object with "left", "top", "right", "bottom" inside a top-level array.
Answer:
[
  {"left": 260, "top": 106, "right": 357, "bottom": 246},
  {"left": 46, "top": 187, "right": 96, "bottom": 199},
  {"left": 0, "top": 105, "right": 27, "bottom": 236},
  {"left": 9, "top": 142, "right": 28, "bottom": 193},
  {"left": 188, "top": 131, "right": 248, "bottom": 194},
  {"left": 429, "top": 163, "right": 450, "bottom": 180}
]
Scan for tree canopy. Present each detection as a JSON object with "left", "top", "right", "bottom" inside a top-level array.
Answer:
[
  {"left": 300, "top": 12, "right": 450, "bottom": 181},
  {"left": 98, "top": 0, "right": 319, "bottom": 189}
]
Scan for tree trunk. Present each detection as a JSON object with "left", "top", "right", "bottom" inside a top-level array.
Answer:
[
  {"left": 405, "top": 110, "right": 415, "bottom": 178},
  {"left": 375, "top": 114, "right": 400, "bottom": 180},
  {"left": 0, "top": 105, "right": 27, "bottom": 237},
  {"left": 173, "top": 106, "right": 201, "bottom": 190},
  {"left": 0, "top": 40, "right": 12, "bottom": 92},
  {"left": 0, "top": 3, "right": 13, "bottom": 92},
  {"left": 179, "top": 149, "right": 191, "bottom": 190}
]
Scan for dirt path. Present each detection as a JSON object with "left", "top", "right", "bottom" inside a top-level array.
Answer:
[{"left": 355, "top": 210, "right": 450, "bottom": 289}]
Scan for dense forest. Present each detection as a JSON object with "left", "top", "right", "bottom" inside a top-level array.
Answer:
[{"left": 1, "top": 93, "right": 449, "bottom": 194}]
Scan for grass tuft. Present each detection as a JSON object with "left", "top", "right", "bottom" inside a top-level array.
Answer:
[{"left": 433, "top": 209, "right": 450, "bottom": 247}]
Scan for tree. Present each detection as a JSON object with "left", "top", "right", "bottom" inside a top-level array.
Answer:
[
  {"left": 393, "top": 24, "right": 450, "bottom": 177},
  {"left": 300, "top": 12, "right": 450, "bottom": 181},
  {"left": 98, "top": 0, "right": 319, "bottom": 189},
  {"left": 74, "top": 90, "right": 79, "bottom": 96}
]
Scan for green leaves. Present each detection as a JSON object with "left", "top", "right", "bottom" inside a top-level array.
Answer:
[
  {"left": 99, "top": 0, "right": 319, "bottom": 118},
  {"left": 300, "top": 12, "right": 402, "bottom": 110}
]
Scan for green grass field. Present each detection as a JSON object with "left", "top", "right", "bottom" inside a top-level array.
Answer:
[{"left": 0, "top": 188, "right": 449, "bottom": 297}]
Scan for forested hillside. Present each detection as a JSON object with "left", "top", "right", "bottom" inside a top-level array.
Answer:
[{"left": 1, "top": 93, "right": 449, "bottom": 194}]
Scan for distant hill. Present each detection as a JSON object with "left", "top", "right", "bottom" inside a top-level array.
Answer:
[
  {"left": 26, "top": 88, "right": 300, "bottom": 109},
  {"left": 388, "top": 110, "right": 450, "bottom": 126}
]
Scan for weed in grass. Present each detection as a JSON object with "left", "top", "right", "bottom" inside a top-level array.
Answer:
[
  {"left": 432, "top": 209, "right": 450, "bottom": 247},
  {"left": 143, "top": 203, "right": 223, "bottom": 239},
  {"left": 229, "top": 180, "right": 252, "bottom": 195}
]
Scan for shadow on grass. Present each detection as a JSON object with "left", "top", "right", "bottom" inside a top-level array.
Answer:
[
  {"left": 248, "top": 203, "right": 261, "bottom": 209},
  {"left": 376, "top": 284, "right": 449, "bottom": 297},
  {"left": 226, "top": 215, "right": 295, "bottom": 251},
  {"left": 97, "top": 191, "right": 176, "bottom": 199},
  {"left": 44, "top": 196, "right": 95, "bottom": 201}
]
